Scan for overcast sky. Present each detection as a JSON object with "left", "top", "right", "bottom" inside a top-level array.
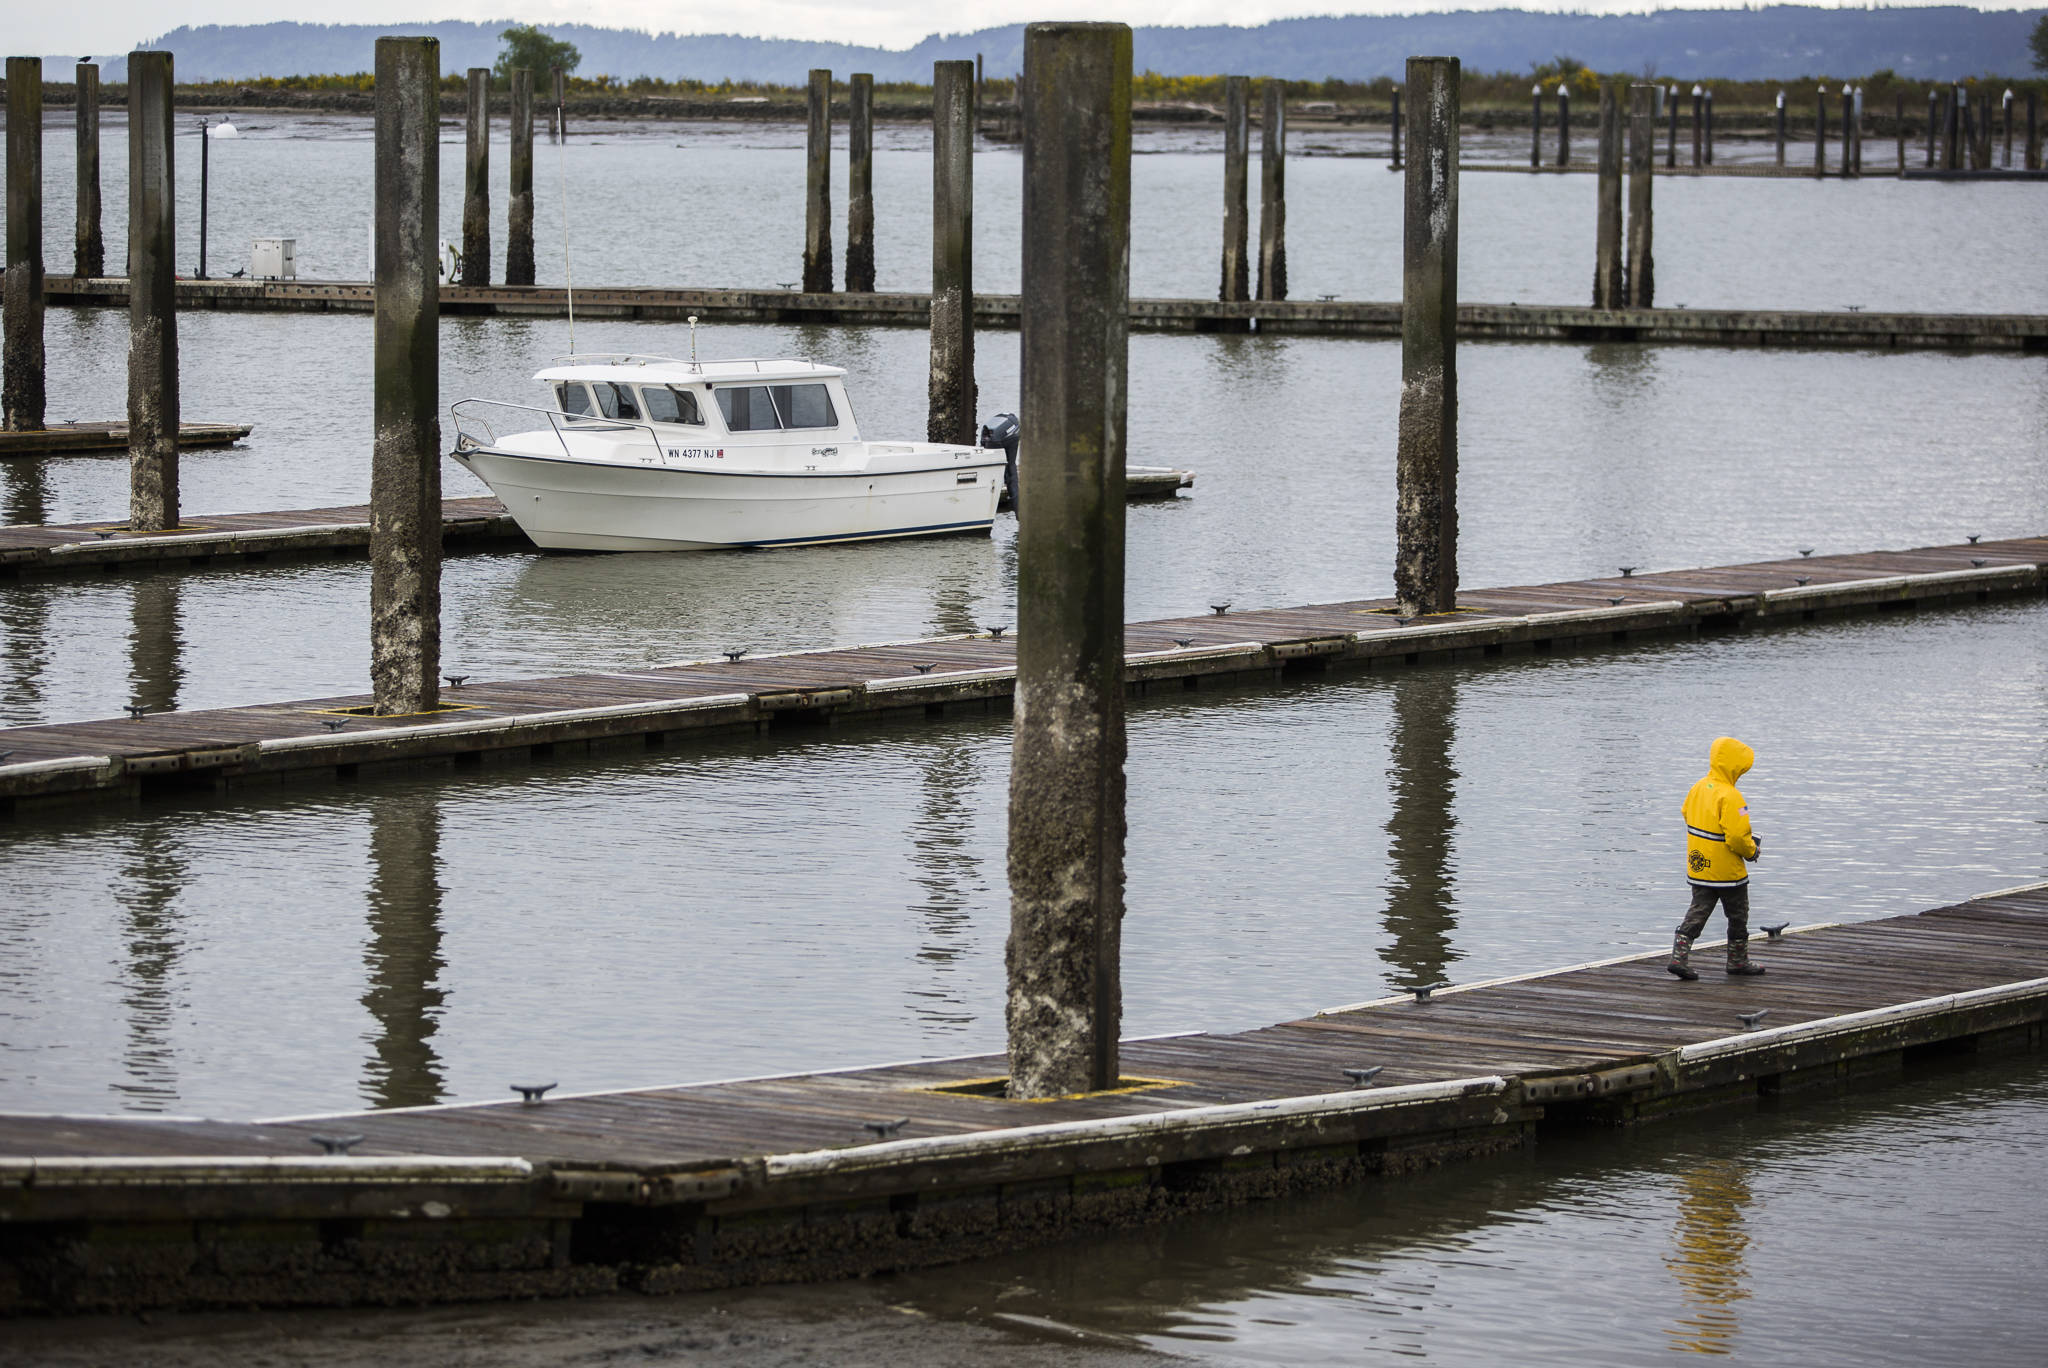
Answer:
[{"left": 32, "top": 0, "right": 2030, "bottom": 63}]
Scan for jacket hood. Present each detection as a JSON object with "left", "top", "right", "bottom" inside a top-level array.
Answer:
[{"left": 1709, "top": 736, "right": 1754, "bottom": 783}]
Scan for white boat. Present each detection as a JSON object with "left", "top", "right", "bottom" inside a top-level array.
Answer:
[{"left": 448, "top": 354, "right": 1010, "bottom": 552}]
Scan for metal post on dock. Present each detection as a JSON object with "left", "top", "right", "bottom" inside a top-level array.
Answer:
[
  {"left": 1396, "top": 55, "right": 1458, "bottom": 619},
  {"left": 1008, "top": 20, "right": 1131, "bottom": 1101},
  {"left": 1626, "top": 83, "right": 1654, "bottom": 309},
  {"left": 1530, "top": 84, "right": 1542, "bottom": 168},
  {"left": 1389, "top": 88, "right": 1402, "bottom": 169},
  {"left": 128, "top": 51, "right": 178, "bottom": 530},
  {"left": 1814, "top": 86, "right": 1827, "bottom": 178},
  {"left": 1219, "top": 75, "right": 1249, "bottom": 302},
  {"left": 1690, "top": 84, "right": 1703, "bottom": 166},
  {"left": 1775, "top": 90, "right": 1786, "bottom": 167},
  {"left": 1593, "top": 84, "right": 1622, "bottom": 309},
  {"left": 197, "top": 117, "right": 210, "bottom": 278},
  {"left": 371, "top": 36, "right": 442, "bottom": 717},
  {"left": 506, "top": 68, "right": 535, "bottom": 285},
  {"left": 462, "top": 69, "right": 490, "bottom": 285},
  {"left": 76, "top": 62, "right": 104, "bottom": 279},
  {"left": 1257, "top": 81, "right": 1286, "bottom": 301},
  {"left": 1556, "top": 82, "right": 1570, "bottom": 166},
  {"left": 3, "top": 57, "right": 45, "bottom": 432},
  {"left": 928, "top": 59, "right": 974, "bottom": 446},
  {"left": 846, "top": 73, "right": 874, "bottom": 293},
  {"left": 803, "top": 69, "right": 832, "bottom": 292}
]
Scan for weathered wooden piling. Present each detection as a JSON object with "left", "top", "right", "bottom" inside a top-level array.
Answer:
[
  {"left": 1257, "top": 82, "right": 1286, "bottom": 302},
  {"left": 1530, "top": 84, "right": 1543, "bottom": 167},
  {"left": 2029, "top": 92, "right": 2041, "bottom": 171},
  {"left": 2004, "top": 89, "right": 2014, "bottom": 168},
  {"left": 1970, "top": 92, "right": 1992, "bottom": 170},
  {"left": 1895, "top": 94, "right": 1905, "bottom": 171},
  {"left": 1556, "top": 83, "right": 1570, "bottom": 165},
  {"left": 1926, "top": 90, "right": 1939, "bottom": 167},
  {"left": 1774, "top": 91, "right": 1786, "bottom": 166},
  {"left": 1626, "top": 84, "right": 1654, "bottom": 310},
  {"left": 1814, "top": 87, "right": 1827, "bottom": 178},
  {"left": 1009, "top": 20, "right": 1132, "bottom": 1101},
  {"left": 803, "top": 70, "right": 833, "bottom": 293},
  {"left": 845, "top": 73, "right": 875, "bottom": 293},
  {"left": 1943, "top": 88, "right": 1960, "bottom": 170},
  {"left": 3, "top": 57, "right": 44, "bottom": 432},
  {"left": 1219, "top": 76, "right": 1249, "bottom": 302},
  {"left": 1665, "top": 84, "right": 1678, "bottom": 167},
  {"left": 1690, "top": 85, "right": 1703, "bottom": 166},
  {"left": 1389, "top": 89, "right": 1402, "bottom": 169},
  {"left": 460, "top": 69, "right": 490, "bottom": 286},
  {"left": 371, "top": 37, "right": 442, "bottom": 718},
  {"left": 127, "top": 52, "right": 178, "bottom": 531},
  {"left": 1704, "top": 88, "right": 1714, "bottom": 164},
  {"left": 1396, "top": 56, "right": 1457, "bottom": 619},
  {"left": 505, "top": 69, "right": 534, "bottom": 286},
  {"left": 75, "top": 63, "right": 103, "bottom": 279},
  {"left": 928, "top": 60, "right": 975, "bottom": 447},
  {"left": 1841, "top": 83, "right": 1856, "bottom": 178},
  {"left": 1593, "top": 85, "right": 1622, "bottom": 310}
]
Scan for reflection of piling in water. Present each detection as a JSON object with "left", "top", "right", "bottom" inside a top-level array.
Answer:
[
  {"left": 908, "top": 737, "right": 983, "bottom": 1032},
  {"left": 371, "top": 37, "right": 442, "bottom": 717},
  {"left": 128, "top": 51, "right": 179, "bottom": 531},
  {"left": 1593, "top": 85, "right": 1622, "bottom": 310},
  {"left": 1219, "top": 76, "right": 1249, "bottom": 304},
  {"left": 114, "top": 824, "right": 187, "bottom": 1109},
  {"left": 363, "top": 794, "right": 448, "bottom": 1109},
  {"left": 462, "top": 69, "right": 490, "bottom": 286},
  {"left": 1395, "top": 56, "right": 1458, "bottom": 618},
  {"left": 1666, "top": 1160, "right": 1753, "bottom": 1354},
  {"left": 76, "top": 63, "right": 104, "bottom": 279},
  {"left": 928, "top": 60, "right": 976, "bottom": 446},
  {"left": 1257, "top": 82, "right": 1286, "bottom": 303},
  {"left": 127, "top": 576, "right": 184, "bottom": 715},
  {"left": 4, "top": 57, "right": 45, "bottom": 433},
  {"left": 1007, "top": 21, "right": 1131, "bottom": 1101},
  {"left": 505, "top": 68, "right": 535, "bottom": 286},
  {"left": 845, "top": 74, "right": 875, "bottom": 293},
  {"left": 803, "top": 70, "right": 833, "bottom": 294},
  {"left": 1381, "top": 670, "right": 1460, "bottom": 992}
]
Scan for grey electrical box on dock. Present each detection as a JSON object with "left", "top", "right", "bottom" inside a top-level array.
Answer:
[{"left": 251, "top": 238, "right": 297, "bottom": 280}]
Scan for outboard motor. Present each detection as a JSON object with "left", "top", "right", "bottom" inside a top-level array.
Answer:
[{"left": 980, "top": 412, "right": 1020, "bottom": 512}]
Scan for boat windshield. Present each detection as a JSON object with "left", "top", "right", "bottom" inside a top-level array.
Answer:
[
  {"left": 715, "top": 383, "right": 838, "bottom": 433},
  {"left": 555, "top": 382, "right": 593, "bottom": 417},
  {"left": 591, "top": 382, "right": 640, "bottom": 421},
  {"left": 641, "top": 385, "right": 705, "bottom": 425}
]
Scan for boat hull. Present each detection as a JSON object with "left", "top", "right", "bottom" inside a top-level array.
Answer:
[{"left": 454, "top": 449, "right": 1005, "bottom": 552}]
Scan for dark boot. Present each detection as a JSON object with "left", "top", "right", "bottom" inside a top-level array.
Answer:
[
  {"left": 1726, "top": 937, "right": 1766, "bottom": 976},
  {"left": 1667, "top": 932, "right": 1699, "bottom": 981}
]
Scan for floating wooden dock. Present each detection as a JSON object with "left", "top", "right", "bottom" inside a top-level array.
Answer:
[
  {"left": 0, "top": 470, "right": 1193, "bottom": 579},
  {"left": 0, "top": 419, "right": 252, "bottom": 458},
  {"left": 47, "top": 276, "right": 2048, "bottom": 353},
  {"left": 1, "top": 536, "right": 2040, "bottom": 817},
  {"left": 3, "top": 883, "right": 2043, "bottom": 1311}
]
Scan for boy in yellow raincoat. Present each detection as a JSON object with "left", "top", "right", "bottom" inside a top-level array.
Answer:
[{"left": 1669, "top": 736, "right": 1767, "bottom": 980}]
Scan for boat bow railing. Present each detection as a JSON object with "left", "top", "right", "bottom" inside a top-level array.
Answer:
[{"left": 449, "top": 398, "right": 667, "bottom": 462}]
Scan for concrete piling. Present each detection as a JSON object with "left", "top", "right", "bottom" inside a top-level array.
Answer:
[
  {"left": 3, "top": 57, "right": 45, "bottom": 432},
  {"left": 928, "top": 60, "right": 975, "bottom": 446},
  {"left": 127, "top": 51, "right": 177, "bottom": 530},
  {"left": 846, "top": 73, "right": 875, "bottom": 293},
  {"left": 1775, "top": 90, "right": 1787, "bottom": 166},
  {"left": 75, "top": 63, "right": 104, "bottom": 279},
  {"left": 505, "top": 68, "right": 535, "bottom": 286},
  {"left": 461, "top": 69, "right": 490, "bottom": 285},
  {"left": 1556, "top": 83, "right": 1570, "bottom": 166},
  {"left": 1395, "top": 55, "right": 1458, "bottom": 619},
  {"left": 371, "top": 37, "right": 442, "bottom": 718},
  {"left": 1219, "top": 75, "right": 1249, "bottom": 302},
  {"left": 1593, "top": 85, "right": 1622, "bottom": 309},
  {"left": 1008, "top": 20, "right": 1132, "bottom": 1101},
  {"left": 803, "top": 70, "right": 833, "bottom": 293},
  {"left": 1389, "top": 89, "right": 1402, "bottom": 169},
  {"left": 1626, "top": 83, "right": 1654, "bottom": 310},
  {"left": 1257, "top": 82, "right": 1286, "bottom": 302}
]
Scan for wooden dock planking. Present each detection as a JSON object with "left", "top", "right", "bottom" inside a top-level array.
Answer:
[
  {"left": 0, "top": 472, "right": 1192, "bottom": 579},
  {"left": 0, "top": 420, "right": 253, "bottom": 458},
  {"left": 2, "top": 536, "right": 2043, "bottom": 814},
  {"left": 45, "top": 275, "right": 2048, "bottom": 353},
  {"left": 2, "top": 887, "right": 2043, "bottom": 1312}
]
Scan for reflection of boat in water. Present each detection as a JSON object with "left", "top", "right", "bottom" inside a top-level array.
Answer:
[{"left": 449, "top": 354, "right": 1008, "bottom": 552}]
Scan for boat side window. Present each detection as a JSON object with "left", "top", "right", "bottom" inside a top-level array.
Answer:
[
  {"left": 556, "top": 382, "right": 594, "bottom": 417},
  {"left": 591, "top": 382, "right": 639, "bottom": 421},
  {"left": 641, "top": 385, "right": 704, "bottom": 425},
  {"left": 769, "top": 384, "right": 838, "bottom": 430},
  {"left": 716, "top": 386, "right": 783, "bottom": 432}
]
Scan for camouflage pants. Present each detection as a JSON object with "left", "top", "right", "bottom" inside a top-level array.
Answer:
[{"left": 1677, "top": 883, "right": 1750, "bottom": 941}]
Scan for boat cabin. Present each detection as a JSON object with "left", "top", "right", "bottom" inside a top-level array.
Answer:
[{"left": 535, "top": 356, "right": 860, "bottom": 443}]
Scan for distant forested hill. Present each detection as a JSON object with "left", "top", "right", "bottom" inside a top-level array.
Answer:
[{"left": 93, "top": 7, "right": 2045, "bottom": 85}]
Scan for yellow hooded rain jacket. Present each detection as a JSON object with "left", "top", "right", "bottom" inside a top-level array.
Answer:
[{"left": 1683, "top": 737, "right": 1758, "bottom": 887}]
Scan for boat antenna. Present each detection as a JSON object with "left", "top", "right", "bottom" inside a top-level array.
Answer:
[
  {"left": 556, "top": 110, "right": 576, "bottom": 353},
  {"left": 688, "top": 314, "right": 699, "bottom": 371}
]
